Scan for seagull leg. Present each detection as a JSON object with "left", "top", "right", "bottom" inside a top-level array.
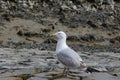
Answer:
[
  {"left": 62, "top": 67, "right": 70, "bottom": 76},
  {"left": 66, "top": 68, "right": 69, "bottom": 75},
  {"left": 62, "top": 67, "right": 67, "bottom": 75}
]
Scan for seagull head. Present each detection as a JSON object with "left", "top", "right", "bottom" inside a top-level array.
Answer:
[{"left": 50, "top": 31, "right": 67, "bottom": 39}]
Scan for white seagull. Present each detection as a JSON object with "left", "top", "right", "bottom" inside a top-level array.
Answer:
[{"left": 51, "top": 31, "right": 87, "bottom": 75}]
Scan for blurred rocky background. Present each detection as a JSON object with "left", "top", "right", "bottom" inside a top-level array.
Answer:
[{"left": 0, "top": 0, "right": 120, "bottom": 52}]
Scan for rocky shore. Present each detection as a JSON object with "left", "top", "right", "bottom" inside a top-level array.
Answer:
[
  {"left": 0, "top": 0, "right": 120, "bottom": 80},
  {"left": 0, "top": 48, "right": 120, "bottom": 80}
]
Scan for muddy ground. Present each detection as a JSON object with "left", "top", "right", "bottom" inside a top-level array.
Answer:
[{"left": 0, "top": 0, "right": 120, "bottom": 80}]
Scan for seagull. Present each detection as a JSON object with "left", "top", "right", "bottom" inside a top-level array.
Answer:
[{"left": 50, "top": 31, "right": 87, "bottom": 75}]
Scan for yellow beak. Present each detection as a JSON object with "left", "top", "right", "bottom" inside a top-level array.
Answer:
[{"left": 50, "top": 33, "right": 56, "bottom": 37}]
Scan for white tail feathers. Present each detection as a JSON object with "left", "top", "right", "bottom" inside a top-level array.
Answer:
[{"left": 80, "top": 61, "right": 87, "bottom": 71}]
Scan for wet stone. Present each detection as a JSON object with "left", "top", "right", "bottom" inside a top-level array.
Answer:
[
  {"left": 0, "top": 48, "right": 119, "bottom": 80},
  {"left": 84, "top": 73, "right": 120, "bottom": 80}
]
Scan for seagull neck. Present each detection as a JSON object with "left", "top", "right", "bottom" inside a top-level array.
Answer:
[{"left": 56, "top": 38, "right": 68, "bottom": 52}]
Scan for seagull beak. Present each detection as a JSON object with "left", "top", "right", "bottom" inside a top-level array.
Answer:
[{"left": 50, "top": 33, "right": 56, "bottom": 37}]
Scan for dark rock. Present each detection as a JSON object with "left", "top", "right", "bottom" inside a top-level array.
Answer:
[
  {"left": 17, "top": 30, "right": 45, "bottom": 38},
  {"left": 86, "top": 67, "right": 100, "bottom": 73},
  {"left": 17, "top": 30, "right": 23, "bottom": 36},
  {"left": 18, "top": 62, "right": 30, "bottom": 66},
  {"left": 101, "top": 23, "right": 120, "bottom": 30},
  {"left": 43, "top": 38, "right": 57, "bottom": 44},
  {"left": 1, "top": 13, "right": 11, "bottom": 21},
  {"left": 110, "top": 36, "right": 120, "bottom": 44},
  {"left": 86, "top": 0, "right": 95, "bottom": 3},
  {"left": 12, "top": 74, "right": 33, "bottom": 80},
  {"left": 87, "top": 20, "right": 98, "bottom": 28},
  {"left": 67, "top": 35, "right": 80, "bottom": 41},
  {"left": 112, "top": 73, "right": 118, "bottom": 77},
  {"left": 114, "top": 0, "right": 120, "bottom": 3},
  {"left": 80, "top": 34, "right": 105, "bottom": 42},
  {"left": 41, "top": 28, "right": 51, "bottom": 33}
]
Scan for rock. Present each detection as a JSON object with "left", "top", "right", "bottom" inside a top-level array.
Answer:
[
  {"left": 110, "top": 36, "right": 120, "bottom": 44},
  {"left": 11, "top": 74, "right": 33, "bottom": 80},
  {"left": 80, "top": 34, "right": 105, "bottom": 42},
  {"left": 0, "top": 0, "right": 119, "bottom": 51},
  {"left": 28, "top": 77, "right": 48, "bottom": 80},
  {"left": 87, "top": 20, "right": 98, "bottom": 28},
  {"left": 0, "top": 77, "right": 22, "bottom": 80},
  {"left": 0, "top": 48, "right": 119, "bottom": 79},
  {"left": 84, "top": 73, "right": 120, "bottom": 80}
]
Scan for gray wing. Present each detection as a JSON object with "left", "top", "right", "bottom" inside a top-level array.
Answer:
[{"left": 57, "top": 48, "right": 83, "bottom": 68}]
